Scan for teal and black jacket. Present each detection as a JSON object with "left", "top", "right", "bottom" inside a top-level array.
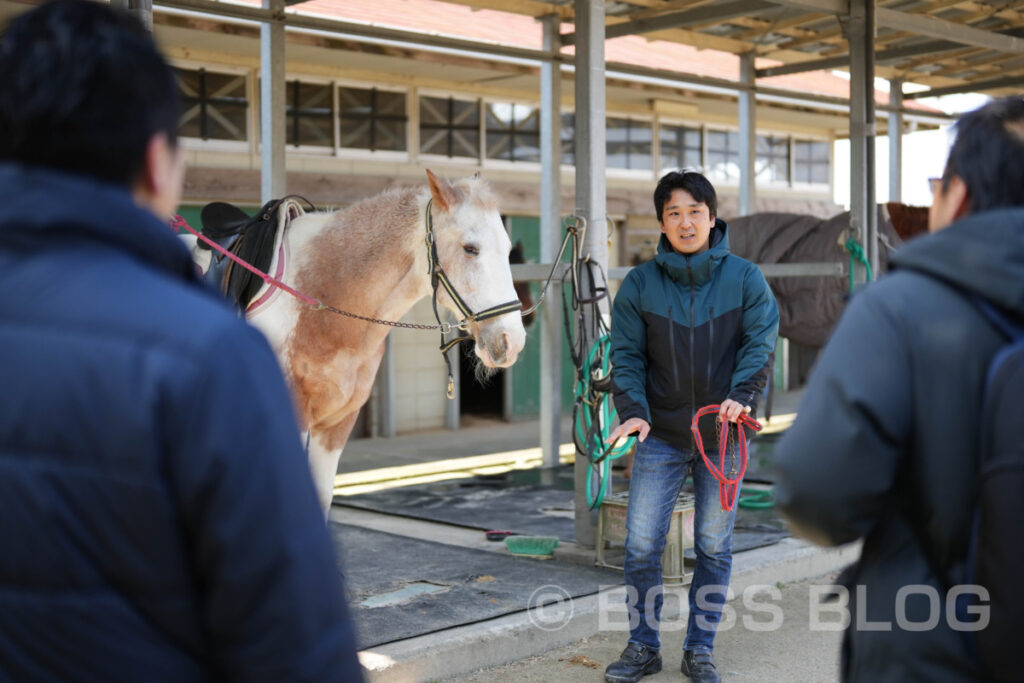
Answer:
[{"left": 610, "top": 219, "right": 779, "bottom": 451}]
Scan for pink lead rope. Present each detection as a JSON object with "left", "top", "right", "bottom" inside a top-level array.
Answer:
[
  {"left": 690, "top": 404, "right": 763, "bottom": 511},
  {"left": 170, "top": 213, "right": 319, "bottom": 308}
]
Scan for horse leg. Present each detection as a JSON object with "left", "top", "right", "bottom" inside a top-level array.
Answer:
[{"left": 307, "top": 412, "right": 360, "bottom": 518}]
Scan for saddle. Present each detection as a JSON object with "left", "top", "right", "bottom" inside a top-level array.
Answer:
[{"left": 198, "top": 196, "right": 313, "bottom": 310}]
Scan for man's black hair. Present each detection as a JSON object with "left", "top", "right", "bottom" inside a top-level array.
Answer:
[
  {"left": 942, "top": 95, "right": 1024, "bottom": 213},
  {"left": 654, "top": 170, "right": 718, "bottom": 223},
  {"left": 0, "top": 0, "right": 180, "bottom": 187}
]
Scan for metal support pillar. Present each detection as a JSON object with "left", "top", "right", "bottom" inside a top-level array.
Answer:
[
  {"left": 888, "top": 79, "right": 903, "bottom": 204},
  {"left": 738, "top": 53, "right": 757, "bottom": 217},
  {"left": 260, "top": 0, "right": 286, "bottom": 203},
  {"left": 847, "top": 0, "right": 876, "bottom": 285},
  {"left": 573, "top": 0, "right": 608, "bottom": 547},
  {"left": 539, "top": 15, "right": 563, "bottom": 471},
  {"left": 377, "top": 336, "right": 396, "bottom": 438},
  {"left": 445, "top": 348, "right": 460, "bottom": 430},
  {"left": 113, "top": 0, "right": 153, "bottom": 31}
]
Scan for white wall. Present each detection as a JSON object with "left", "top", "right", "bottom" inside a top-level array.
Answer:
[
  {"left": 391, "top": 299, "right": 449, "bottom": 433},
  {"left": 833, "top": 91, "right": 991, "bottom": 210}
]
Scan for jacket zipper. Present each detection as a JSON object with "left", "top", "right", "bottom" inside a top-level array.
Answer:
[
  {"left": 708, "top": 306, "right": 714, "bottom": 392},
  {"left": 668, "top": 305, "right": 680, "bottom": 390},
  {"left": 687, "top": 260, "right": 697, "bottom": 419}
]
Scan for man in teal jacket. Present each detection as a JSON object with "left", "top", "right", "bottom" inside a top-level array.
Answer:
[{"left": 604, "top": 171, "right": 779, "bottom": 683}]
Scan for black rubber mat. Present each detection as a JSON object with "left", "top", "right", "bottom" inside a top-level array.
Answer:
[
  {"left": 331, "top": 523, "right": 621, "bottom": 649},
  {"left": 335, "top": 466, "right": 587, "bottom": 541},
  {"left": 334, "top": 465, "right": 789, "bottom": 554}
]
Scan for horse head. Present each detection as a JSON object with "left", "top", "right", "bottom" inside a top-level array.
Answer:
[{"left": 425, "top": 170, "right": 526, "bottom": 370}]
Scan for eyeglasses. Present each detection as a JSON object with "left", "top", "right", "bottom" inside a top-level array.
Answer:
[{"left": 928, "top": 177, "right": 943, "bottom": 196}]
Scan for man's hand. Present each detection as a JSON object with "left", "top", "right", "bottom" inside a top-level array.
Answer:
[
  {"left": 719, "top": 398, "right": 751, "bottom": 423},
  {"left": 606, "top": 417, "right": 650, "bottom": 444}
]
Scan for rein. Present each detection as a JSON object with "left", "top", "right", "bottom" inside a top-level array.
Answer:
[{"left": 690, "top": 404, "right": 763, "bottom": 511}]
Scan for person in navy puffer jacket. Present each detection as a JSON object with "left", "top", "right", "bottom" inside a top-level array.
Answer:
[{"left": 0, "top": 1, "right": 363, "bottom": 680}]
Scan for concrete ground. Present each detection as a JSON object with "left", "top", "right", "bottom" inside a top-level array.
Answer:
[
  {"left": 336, "top": 389, "right": 843, "bottom": 681},
  {"left": 450, "top": 572, "right": 845, "bottom": 683}
]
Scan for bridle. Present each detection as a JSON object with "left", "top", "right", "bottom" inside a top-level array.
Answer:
[{"left": 423, "top": 198, "right": 523, "bottom": 398}]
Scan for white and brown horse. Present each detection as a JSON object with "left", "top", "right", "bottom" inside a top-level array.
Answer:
[{"left": 190, "top": 171, "right": 526, "bottom": 513}]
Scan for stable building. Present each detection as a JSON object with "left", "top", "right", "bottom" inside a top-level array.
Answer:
[{"left": 0, "top": 0, "right": 958, "bottom": 436}]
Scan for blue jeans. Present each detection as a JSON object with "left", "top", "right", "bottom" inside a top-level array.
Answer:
[{"left": 623, "top": 434, "right": 738, "bottom": 653}]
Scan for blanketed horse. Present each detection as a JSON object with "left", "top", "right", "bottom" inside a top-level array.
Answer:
[
  {"left": 190, "top": 171, "right": 527, "bottom": 514},
  {"left": 727, "top": 205, "right": 906, "bottom": 349}
]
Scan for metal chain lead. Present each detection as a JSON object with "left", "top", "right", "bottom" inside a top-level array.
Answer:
[{"left": 314, "top": 301, "right": 457, "bottom": 333}]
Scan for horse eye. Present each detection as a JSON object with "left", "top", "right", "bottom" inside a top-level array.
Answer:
[{"left": 463, "top": 244, "right": 480, "bottom": 256}]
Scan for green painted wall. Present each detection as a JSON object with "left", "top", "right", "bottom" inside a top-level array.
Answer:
[{"left": 507, "top": 215, "right": 577, "bottom": 420}]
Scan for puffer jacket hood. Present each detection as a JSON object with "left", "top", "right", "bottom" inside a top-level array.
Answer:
[
  {"left": 890, "top": 207, "right": 1024, "bottom": 315},
  {"left": 653, "top": 218, "right": 729, "bottom": 287},
  {"left": 0, "top": 163, "right": 199, "bottom": 285}
]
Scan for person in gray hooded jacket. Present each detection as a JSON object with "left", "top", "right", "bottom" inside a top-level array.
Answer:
[{"left": 775, "top": 96, "right": 1024, "bottom": 682}]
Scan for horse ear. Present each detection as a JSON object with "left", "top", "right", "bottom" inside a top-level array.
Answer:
[{"left": 426, "top": 169, "right": 459, "bottom": 213}]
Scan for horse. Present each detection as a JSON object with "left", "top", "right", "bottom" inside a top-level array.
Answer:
[
  {"left": 727, "top": 205, "right": 906, "bottom": 350},
  {"left": 189, "top": 170, "right": 527, "bottom": 514}
]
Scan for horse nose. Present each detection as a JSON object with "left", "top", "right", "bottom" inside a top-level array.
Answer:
[
  {"left": 491, "top": 332, "right": 511, "bottom": 362},
  {"left": 487, "top": 331, "right": 519, "bottom": 366}
]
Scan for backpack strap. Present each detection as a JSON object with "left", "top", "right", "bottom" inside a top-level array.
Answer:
[{"left": 972, "top": 295, "right": 1024, "bottom": 342}]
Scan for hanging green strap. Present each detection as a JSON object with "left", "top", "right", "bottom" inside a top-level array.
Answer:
[
  {"left": 575, "top": 334, "right": 635, "bottom": 509},
  {"left": 844, "top": 237, "right": 873, "bottom": 292}
]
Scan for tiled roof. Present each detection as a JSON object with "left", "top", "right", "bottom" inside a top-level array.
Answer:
[{"left": 281, "top": 0, "right": 937, "bottom": 113}]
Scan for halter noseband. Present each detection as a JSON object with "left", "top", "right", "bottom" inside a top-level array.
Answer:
[{"left": 424, "top": 198, "right": 523, "bottom": 398}]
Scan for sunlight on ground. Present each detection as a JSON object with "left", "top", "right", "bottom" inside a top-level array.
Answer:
[
  {"left": 334, "top": 411, "right": 797, "bottom": 496},
  {"left": 334, "top": 443, "right": 576, "bottom": 496}
]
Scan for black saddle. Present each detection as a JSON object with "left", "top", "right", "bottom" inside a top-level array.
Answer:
[{"left": 198, "top": 196, "right": 314, "bottom": 310}]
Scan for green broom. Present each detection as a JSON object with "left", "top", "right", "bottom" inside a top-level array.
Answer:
[{"left": 504, "top": 535, "right": 560, "bottom": 559}]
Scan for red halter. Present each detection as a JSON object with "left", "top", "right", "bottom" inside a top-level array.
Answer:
[{"left": 690, "top": 404, "right": 763, "bottom": 511}]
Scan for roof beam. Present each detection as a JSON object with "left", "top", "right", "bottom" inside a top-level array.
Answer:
[
  {"left": 762, "top": 0, "right": 1024, "bottom": 52},
  {"left": 560, "top": 0, "right": 775, "bottom": 44},
  {"left": 903, "top": 71, "right": 1024, "bottom": 96},
  {"left": 876, "top": 7, "right": 1024, "bottom": 52},
  {"left": 757, "top": 39, "right": 960, "bottom": 76}
]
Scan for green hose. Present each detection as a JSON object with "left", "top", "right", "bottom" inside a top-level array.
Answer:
[
  {"left": 575, "top": 334, "right": 635, "bottom": 509},
  {"left": 575, "top": 335, "right": 775, "bottom": 510},
  {"left": 738, "top": 487, "right": 775, "bottom": 509}
]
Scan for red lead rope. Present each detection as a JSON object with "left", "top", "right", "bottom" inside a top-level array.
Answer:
[{"left": 690, "top": 404, "right": 763, "bottom": 511}]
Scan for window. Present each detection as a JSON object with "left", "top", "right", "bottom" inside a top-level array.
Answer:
[
  {"left": 286, "top": 81, "right": 333, "bottom": 148},
  {"left": 794, "top": 140, "right": 830, "bottom": 184},
  {"left": 419, "top": 96, "right": 479, "bottom": 158},
  {"left": 706, "top": 129, "right": 740, "bottom": 181},
  {"left": 756, "top": 135, "right": 790, "bottom": 183},
  {"left": 175, "top": 67, "right": 248, "bottom": 141},
  {"left": 339, "top": 87, "right": 407, "bottom": 152},
  {"left": 660, "top": 124, "right": 702, "bottom": 172},
  {"left": 607, "top": 117, "right": 652, "bottom": 170},
  {"left": 485, "top": 103, "right": 539, "bottom": 162}
]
